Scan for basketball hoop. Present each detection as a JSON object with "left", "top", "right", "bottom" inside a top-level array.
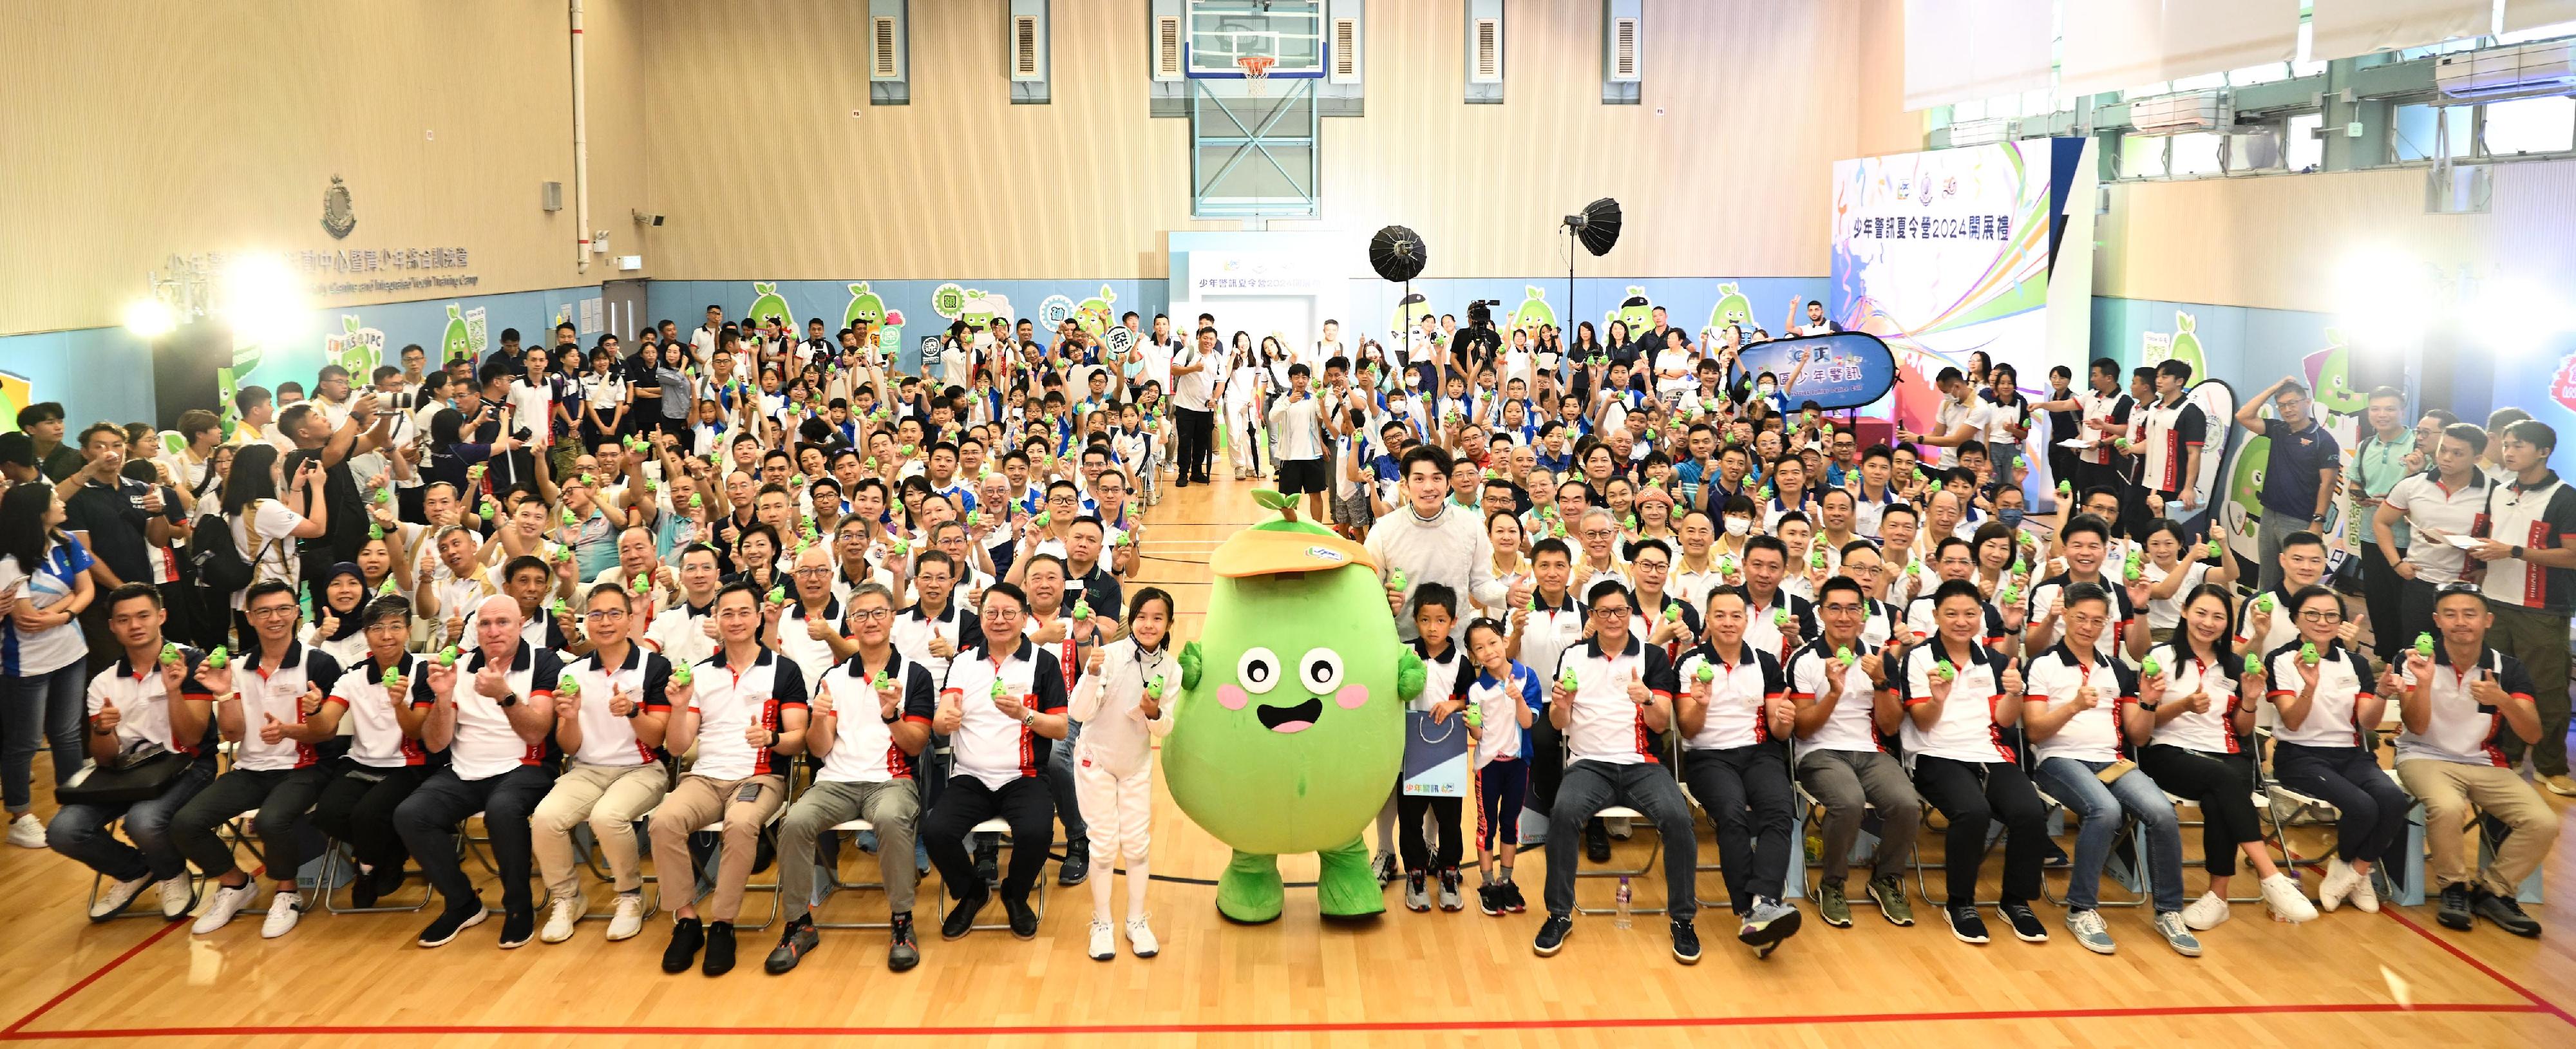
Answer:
[{"left": 1237, "top": 55, "right": 1275, "bottom": 96}]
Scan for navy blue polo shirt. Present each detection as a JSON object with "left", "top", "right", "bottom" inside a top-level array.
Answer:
[{"left": 2259, "top": 418, "right": 2341, "bottom": 520}]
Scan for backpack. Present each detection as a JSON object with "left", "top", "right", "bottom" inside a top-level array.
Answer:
[{"left": 189, "top": 500, "right": 279, "bottom": 598}]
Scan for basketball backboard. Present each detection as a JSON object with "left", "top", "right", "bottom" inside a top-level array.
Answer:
[{"left": 1184, "top": 0, "right": 1325, "bottom": 79}]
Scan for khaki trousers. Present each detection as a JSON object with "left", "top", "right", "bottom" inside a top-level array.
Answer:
[
  {"left": 531, "top": 761, "right": 670, "bottom": 899},
  {"left": 647, "top": 773, "right": 787, "bottom": 921},
  {"left": 2397, "top": 759, "right": 2562, "bottom": 897}
]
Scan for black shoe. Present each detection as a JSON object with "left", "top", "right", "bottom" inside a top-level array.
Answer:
[
  {"left": 1477, "top": 884, "right": 1502, "bottom": 916},
  {"left": 2472, "top": 890, "right": 2543, "bottom": 938},
  {"left": 2436, "top": 884, "right": 2474, "bottom": 931},
  {"left": 702, "top": 921, "right": 736, "bottom": 976},
  {"left": 1003, "top": 893, "right": 1040, "bottom": 939},
  {"left": 1058, "top": 840, "right": 1090, "bottom": 887},
  {"left": 352, "top": 864, "right": 387, "bottom": 909},
  {"left": 973, "top": 840, "right": 1000, "bottom": 886},
  {"left": 2000, "top": 901, "right": 2049, "bottom": 943},
  {"left": 662, "top": 917, "right": 705, "bottom": 973},
  {"left": 1532, "top": 913, "right": 1573, "bottom": 957},
  {"left": 2041, "top": 842, "right": 2072, "bottom": 869},
  {"left": 765, "top": 919, "right": 819, "bottom": 974},
  {"left": 1585, "top": 820, "right": 1612, "bottom": 864},
  {"left": 497, "top": 907, "right": 535, "bottom": 949},
  {"left": 888, "top": 912, "right": 921, "bottom": 972},
  {"left": 1504, "top": 882, "right": 1528, "bottom": 913},
  {"left": 416, "top": 903, "right": 487, "bottom": 948},
  {"left": 1669, "top": 917, "right": 1703, "bottom": 965},
  {"left": 942, "top": 887, "right": 987, "bottom": 940},
  {"left": 1947, "top": 905, "right": 1989, "bottom": 945}
]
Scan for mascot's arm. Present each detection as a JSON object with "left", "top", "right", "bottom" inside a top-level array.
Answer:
[
  {"left": 1180, "top": 641, "right": 1204, "bottom": 692},
  {"left": 1397, "top": 647, "right": 1426, "bottom": 703}
]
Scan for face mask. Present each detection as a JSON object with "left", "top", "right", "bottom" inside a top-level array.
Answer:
[
  {"left": 1724, "top": 516, "right": 1752, "bottom": 537},
  {"left": 1998, "top": 508, "right": 2025, "bottom": 528},
  {"left": 1757, "top": 383, "right": 1776, "bottom": 397}
]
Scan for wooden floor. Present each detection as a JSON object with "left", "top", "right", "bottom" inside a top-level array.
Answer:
[{"left": 5, "top": 473, "right": 2574, "bottom": 1047}]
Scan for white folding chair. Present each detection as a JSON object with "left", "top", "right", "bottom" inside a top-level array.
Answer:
[
  {"left": 938, "top": 816, "right": 1050, "bottom": 931},
  {"left": 811, "top": 818, "right": 896, "bottom": 930}
]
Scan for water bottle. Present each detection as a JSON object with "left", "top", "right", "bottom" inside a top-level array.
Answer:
[{"left": 1613, "top": 876, "right": 1633, "bottom": 929}]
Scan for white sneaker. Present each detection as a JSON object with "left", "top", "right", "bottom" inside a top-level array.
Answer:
[
  {"left": 1126, "top": 914, "right": 1159, "bottom": 958},
  {"left": 192, "top": 882, "right": 258, "bottom": 934},
  {"left": 2348, "top": 866, "right": 2380, "bottom": 914},
  {"left": 1087, "top": 918, "right": 1115, "bottom": 961},
  {"left": 606, "top": 893, "right": 647, "bottom": 941},
  {"left": 2318, "top": 857, "right": 2358, "bottom": 912},
  {"left": 260, "top": 892, "right": 303, "bottom": 938},
  {"left": 6, "top": 812, "right": 44, "bottom": 849},
  {"left": 2181, "top": 891, "right": 2231, "bottom": 931},
  {"left": 2260, "top": 873, "right": 2318, "bottom": 923},
  {"left": 540, "top": 896, "right": 581, "bottom": 943},
  {"left": 89, "top": 874, "right": 151, "bottom": 920},
  {"left": 157, "top": 875, "right": 194, "bottom": 919}
]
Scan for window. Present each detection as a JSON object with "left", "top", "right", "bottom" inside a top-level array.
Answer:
[
  {"left": 2287, "top": 113, "right": 2325, "bottom": 171},
  {"left": 2481, "top": 96, "right": 2576, "bottom": 156},
  {"left": 2121, "top": 134, "right": 2168, "bottom": 178},
  {"left": 2391, "top": 102, "right": 2476, "bottom": 162},
  {"left": 2170, "top": 132, "right": 2226, "bottom": 176}
]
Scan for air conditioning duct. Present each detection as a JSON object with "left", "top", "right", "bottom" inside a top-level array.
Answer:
[
  {"left": 2436, "top": 41, "right": 2576, "bottom": 99},
  {"left": 1946, "top": 117, "right": 2012, "bottom": 147},
  {"left": 2129, "top": 90, "right": 2231, "bottom": 137}
]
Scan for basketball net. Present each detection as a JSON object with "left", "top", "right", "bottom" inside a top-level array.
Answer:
[{"left": 1237, "top": 55, "right": 1274, "bottom": 97}]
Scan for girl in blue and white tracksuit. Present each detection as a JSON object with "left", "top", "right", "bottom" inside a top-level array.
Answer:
[{"left": 1464, "top": 617, "right": 1541, "bottom": 915}]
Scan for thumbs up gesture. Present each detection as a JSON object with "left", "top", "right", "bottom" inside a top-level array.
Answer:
[
  {"left": 2072, "top": 684, "right": 2099, "bottom": 711},
  {"left": 744, "top": 717, "right": 773, "bottom": 748},
  {"left": 1624, "top": 666, "right": 1651, "bottom": 706},
  {"left": 93, "top": 695, "right": 122, "bottom": 733},
  {"left": 299, "top": 684, "right": 325, "bottom": 718},
  {"left": 259, "top": 712, "right": 289, "bottom": 746},
  {"left": 2469, "top": 667, "right": 2510, "bottom": 708}
]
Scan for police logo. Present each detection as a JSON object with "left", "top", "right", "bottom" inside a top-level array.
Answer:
[{"left": 321, "top": 175, "right": 356, "bottom": 240}]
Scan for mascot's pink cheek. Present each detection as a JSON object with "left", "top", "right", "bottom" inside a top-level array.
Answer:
[
  {"left": 1334, "top": 684, "right": 1368, "bottom": 710},
  {"left": 1217, "top": 685, "right": 1249, "bottom": 711}
]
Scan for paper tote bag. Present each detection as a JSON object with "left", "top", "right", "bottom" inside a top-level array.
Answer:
[{"left": 1401, "top": 710, "right": 1470, "bottom": 798}]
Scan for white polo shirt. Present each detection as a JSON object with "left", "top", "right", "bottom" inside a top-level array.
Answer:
[
  {"left": 2394, "top": 646, "right": 2534, "bottom": 768},
  {"left": 1895, "top": 641, "right": 2015, "bottom": 766},
  {"left": 2384, "top": 471, "right": 2487, "bottom": 585},
  {"left": 817, "top": 650, "right": 938, "bottom": 783},
  {"left": 431, "top": 643, "right": 565, "bottom": 780},
  {"left": 2022, "top": 643, "right": 2139, "bottom": 765},
  {"left": 2142, "top": 644, "right": 2246, "bottom": 755},
  {"left": 2262, "top": 640, "right": 2377, "bottom": 749},
  {"left": 329, "top": 652, "right": 434, "bottom": 769},
  {"left": 938, "top": 636, "right": 1070, "bottom": 790},
  {"left": 1787, "top": 638, "right": 1888, "bottom": 755},
  {"left": 1551, "top": 634, "right": 1678, "bottom": 766},
  {"left": 562, "top": 643, "right": 673, "bottom": 768},
  {"left": 685, "top": 647, "right": 807, "bottom": 781},
  {"left": 89, "top": 647, "right": 220, "bottom": 756},
  {"left": 229, "top": 641, "right": 345, "bottom": 772},
  {"left": 1675, "top": 640, "right": 1785, "bottom": 751}
]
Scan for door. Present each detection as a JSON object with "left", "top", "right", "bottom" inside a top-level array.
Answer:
[{"left": 600, "top": 279, "right": 650, "bottom": 343}]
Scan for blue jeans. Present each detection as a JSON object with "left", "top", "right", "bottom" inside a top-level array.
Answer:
[
  {"left": 3, "top": 662, "right": 89, "bottom": 812},
  {"left": 2034, "top": 757, "right": 2184, "bottom": 913},
  {"left": 48, "top": 755, "right": 218, "bottom": 882}
]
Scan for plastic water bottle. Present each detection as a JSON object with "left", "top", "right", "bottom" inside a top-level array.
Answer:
[{"left": 1613, "top": 876, "right": 1633, "bottom": 929}]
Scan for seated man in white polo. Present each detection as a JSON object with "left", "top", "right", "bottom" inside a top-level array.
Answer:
[
  {"left": 922, "top": 581, "right": 1070, "bottom": 941},
  {"left": 648, "top": 580, "right": 810, "bottom": 976},
  {"left": 531, "top": 581, "right": 675, "bottom": 945},
  {"left": 2394, "top": 583, "right": 2559, "bottom": 938},
  {"left": 768, "top": 582, "right": 936, "bottom": 974},
  {"left": 1531, "top": 578, "right": 1699, "bottom": 965}
]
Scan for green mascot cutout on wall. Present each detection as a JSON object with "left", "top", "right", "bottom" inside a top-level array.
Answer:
[{"left": 1168, "top": 490, "right": 1421, "bottom": 923}]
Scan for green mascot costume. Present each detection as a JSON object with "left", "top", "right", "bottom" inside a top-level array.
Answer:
[{"left": 1170, "top": 491, "right": 1423, "bottom": 922}]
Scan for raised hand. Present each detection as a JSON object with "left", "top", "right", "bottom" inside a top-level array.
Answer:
[
  {"left": 299, "top": 685, "right": 325, "bottom": 717},
  {"left": 744, "top": 718, "right": 773, "bottom": 748},
  {"left": 1624, "top": 666, "right": 1651, "bottom": 706},
  {"left": 94, "top": 695, "right": 122, "bottom": 733},
  {"left": 259, "top": 712, "right": 289, "bottom": 746},
  {"left": 475, "top": 662, "right": 511, "bottom": 699}
]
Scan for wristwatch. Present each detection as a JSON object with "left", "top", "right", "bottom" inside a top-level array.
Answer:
[
  {"left": 497, "top": 692, "right": 520, "bottom": 708},
  {"left": 881, "top": 709, "right": 902, "bottom": 724},
  {"left": 1021, "top": 709, "right": 1039, "bottom": 728},
  {"left": 766, "top": 729, "right": 782, "bottom": 748},
  {"left": 2513, "top": 545, "right": 2527, "bottom": 560}
]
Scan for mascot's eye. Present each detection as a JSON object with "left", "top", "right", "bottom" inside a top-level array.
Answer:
[
  {"left": 1298, "top": 648, "right": 1344, "bottom": 695},
  {"left": 1237, "top": 647, "right": 1281, "bottom": 694}
]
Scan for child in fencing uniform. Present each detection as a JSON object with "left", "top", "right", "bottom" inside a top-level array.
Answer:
[{"left": 1066, "top": 587, "right": 1180, "bottom": 961}]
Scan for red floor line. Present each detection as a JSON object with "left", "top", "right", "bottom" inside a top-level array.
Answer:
[
  {"left": 1, "top": 921, "right": 183, "bottom": 1035},
  {"left": 2382, "top": 907, "right": 2576, "bottom": 1028},
  {"left": 0, "top": 1002, "right": 2547, "bottom": 1041}
]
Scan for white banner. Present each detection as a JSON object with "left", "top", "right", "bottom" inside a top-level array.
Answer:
[{"left": 1186, "top": 251, "right": 1333, "bottom": 298}]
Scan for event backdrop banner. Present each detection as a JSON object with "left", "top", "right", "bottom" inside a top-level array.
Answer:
[
  {"left": 1729, "top": 332, "right": 1899, "bottom": 410},
  {"left": 1830, "top": 138, "right": 2095, "bottom": 493}
]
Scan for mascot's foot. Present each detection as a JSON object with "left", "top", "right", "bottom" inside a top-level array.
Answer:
[
  {"left": 1315, "top": 836, "right": 1387, "bottom": 918},
  {"left": 1216, "top": 851, "right": 1285, "bottom": 924}
]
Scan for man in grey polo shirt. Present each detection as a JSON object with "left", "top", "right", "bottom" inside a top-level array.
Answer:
[{"left": 2234, "top": 378, "right": 2342, "bottom": 593}]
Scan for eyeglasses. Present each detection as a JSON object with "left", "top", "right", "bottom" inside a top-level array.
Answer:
[
  {"left": 2297, "top": 609, "right": 2343, "bottom": 623},
  {"left": 584, "top": 607, "right": 628, "bottom": 621},
  {"left": 247, "top": 605, "right": 298, "bottom": 619},
  {"left": 847, "top": 609, "right": 892, "bottom": 623},
  {"left": 1590, "top": 606, "right": 1632, "bottom": 619}
]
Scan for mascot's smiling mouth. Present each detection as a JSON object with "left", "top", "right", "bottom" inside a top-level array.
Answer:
[{"left": 1255, "top": 697, "right": 1324, "bottom": 733}]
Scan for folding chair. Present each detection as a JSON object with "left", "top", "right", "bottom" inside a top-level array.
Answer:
[
  {"left": 1909, "top": 799, "right": 2009, "bottom": 909},
  {"left": 317, "top": 836, "right": 439, "bottom": 914},
  {"left": 938, "top": 816, "right": 1050, "bottom": 931},
  {"left": 2262, "top": 774, "right": 2403, "bottom": 903},
  {"left": 1676, "top": 767, "right": 1812, "bottom": 907},
  {"left": 811, "top": 818, "right": 895, "bottom": 930},
  {"left": 187, "top": 809, "right": 274, "bottom": 930},
  {"left": 1793, "top": 779, "right": 1904, "bottom": 902},
  {"left": 83, "top": 817, "right": 204, "bottom": 923},
  {"left": 680, "top": 800, "right": 791, "bottom": 932},
  {"left": 2385, "top": 782, "right": 2548, "bottom": 907}
]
